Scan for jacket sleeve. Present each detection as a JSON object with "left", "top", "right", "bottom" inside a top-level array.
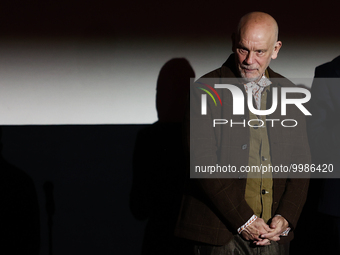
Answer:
[
  {"left": 274, "top": 88, "right": 311, "bottom": 230},
  {"left": 189, "top": 78, "right": 254, "bottom": 231}
]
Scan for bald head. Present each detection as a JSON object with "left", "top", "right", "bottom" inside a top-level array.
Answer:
[
  {"left": 237, "top": 12, "right": 279, "bottom": 46},
  {"left": 232, "top": 12, "right": 282, "bottom": 82}
]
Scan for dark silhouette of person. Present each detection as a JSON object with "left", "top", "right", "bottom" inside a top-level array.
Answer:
[
  {"left": 0, "top": 128, "right": 40, "bottom": 254},
  {"left": 129, "top": 58, "right": 195, "bottom": 255},
  {"left": 307, "top": 55, "right": 340, "bottom": 254}
]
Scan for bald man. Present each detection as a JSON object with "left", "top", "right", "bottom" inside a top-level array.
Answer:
[
  {"left": 233, "top": 12, "right": 281, "bottom": 83},
  {"left": 174, "top": 12, "right": 310, "bottom": 255}
]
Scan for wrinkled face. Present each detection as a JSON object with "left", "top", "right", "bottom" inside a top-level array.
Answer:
[{"left": 233, "top": 26, "right": 281, "bottom": 82}]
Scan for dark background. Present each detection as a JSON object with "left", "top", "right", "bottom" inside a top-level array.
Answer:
[
  {"left": 1, "top": 125, "right": 146, "bottom": 255},
  {"left": 1, "top": 0, "right": 339, "bottom": 38},
  {"left": 0, "top": 0, "right": 339, "bottom": 254}
]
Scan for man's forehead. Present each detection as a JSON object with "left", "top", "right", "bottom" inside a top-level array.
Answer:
[
  {"left": 238, "top": 38, "right": 268, "bottom": 47},
  {"left": 238, "top": 39, "right": 271, "bottom": 51},
  {"left": 242, "top": 23, "right": 274, "bottom": 36},
  {"left": 238, "top": 25, "right": 276, "bottom": 46}
]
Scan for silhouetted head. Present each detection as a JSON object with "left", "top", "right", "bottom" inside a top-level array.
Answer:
[
  {"left": 232, "top": 12, "right": 282, "bottom": 82},
  {"left": 156, "top": 58, "right": 195, "bottom": 122}
]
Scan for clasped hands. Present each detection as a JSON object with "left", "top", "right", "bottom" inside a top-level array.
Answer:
[{"left": 241, "top": 215, "right": 288, "bottom": 246}]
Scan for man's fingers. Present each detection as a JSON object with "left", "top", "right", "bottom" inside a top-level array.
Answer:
[
  {"left": 243, "top": 216, "right": 288, "bottom": 244},
  {"left": 242, "top": 231, "right": 262, "bottom": 241},
  {"left": 254, "top": 236, "right": 262, "bottom": 241},
  {"left": 262, "top": 224, "right": 272, "bottom": 232},
  {"left": 251, "top": 233, "right": 262, "bottom": 241},
  {"left": 270, "top": 220, "right": 281, "bottom": 229},
  {"left": 255, "top": 239, "right": 271, "bottom": 246},
  {"left": 270, "top": 218, "right": 280, "bottom": 229},
  {"left": 261, "top": 230, "right": 280, "bottom": 239},
  {"left": 270, "top": 223, "right": 276, "bottom": 229},
  {"left": 255, "top": 218, "right": 271, "bottom": 234},
  {"left": 269, "top": 236, "right": 280, "bottom": 242}
]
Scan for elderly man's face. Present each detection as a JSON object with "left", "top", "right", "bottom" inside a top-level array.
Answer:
[{"left": 233, "top": 26, "right": 281, "bottom": 82}]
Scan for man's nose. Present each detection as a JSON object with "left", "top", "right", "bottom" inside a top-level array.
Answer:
[{"left": 244, "top": 52, "right": 255, "bottom": 65}]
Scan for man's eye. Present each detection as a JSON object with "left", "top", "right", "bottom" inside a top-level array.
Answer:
[{"left": 257, "top": 50, "right": 264, "bottom": 55}]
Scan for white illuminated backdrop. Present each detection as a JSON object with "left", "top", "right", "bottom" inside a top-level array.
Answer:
[{"left": 0, "top": 36, "right": 339, "bottom": 125}]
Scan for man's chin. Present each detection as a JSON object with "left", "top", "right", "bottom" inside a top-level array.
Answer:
[
  {"left": 240, "top": 75, "right": 261, "bottom": 83},
  {"left": 239, "top": 69, "right": 261, "bottom": 83}
]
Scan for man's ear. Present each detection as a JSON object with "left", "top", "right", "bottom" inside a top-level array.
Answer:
[
  {"left": 271, "top": 41, "right": 282, "bottom": 60},
  {"left": 231, "top": 33, "right": 236, "bottom": 53}
]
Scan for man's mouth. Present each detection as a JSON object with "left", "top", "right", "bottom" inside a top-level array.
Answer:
[{"left": 242, "top": 67, "right": 257, "bottom": 72}]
